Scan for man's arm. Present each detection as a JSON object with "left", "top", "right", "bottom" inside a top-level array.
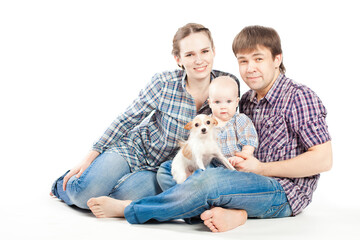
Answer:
[{"left": 235, "top": 141, "right": 332, "bottom": 178}]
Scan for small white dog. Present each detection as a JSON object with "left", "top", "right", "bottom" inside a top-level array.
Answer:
[{"left": 171, "top": 114, "right": 235, "bottom": 184}]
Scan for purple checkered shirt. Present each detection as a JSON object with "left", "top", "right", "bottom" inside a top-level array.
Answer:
[{"left": 240, "top": 73, "right": 331, "bottom": 215}]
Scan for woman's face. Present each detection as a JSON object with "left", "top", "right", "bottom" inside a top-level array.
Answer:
[{"left": 175, "top": 32, "right": 215, "bottom": 82}]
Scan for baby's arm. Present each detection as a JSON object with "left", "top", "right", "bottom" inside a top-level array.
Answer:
[{"left": 228, "top": 145, "right": 255, "bottom": 171}]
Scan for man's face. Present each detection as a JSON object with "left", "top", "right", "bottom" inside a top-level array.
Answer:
[{"left": 236, "top": 45, "right": 282, "bottom": 99}]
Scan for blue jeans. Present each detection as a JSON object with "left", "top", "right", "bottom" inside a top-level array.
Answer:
[
  {"left": 51, "top": 152, "right": 162, "bottom": 209},
  {"left": 125, "top": 161, "right": 292, "bottom": 223}
]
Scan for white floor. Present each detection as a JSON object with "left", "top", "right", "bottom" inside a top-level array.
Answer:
[{"left": 4, "top": 186, "right": 360, "bottom": 240}]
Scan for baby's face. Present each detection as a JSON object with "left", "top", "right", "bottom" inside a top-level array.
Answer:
[{"left": 209, "top": 87, "right": 239, "bottom": 124}]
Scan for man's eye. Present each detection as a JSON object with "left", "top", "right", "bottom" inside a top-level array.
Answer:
[
  {"left": 195, "top": 123, "right": 199, "bottom": 127},
  {"left": 206, "top": 121, "right": 211, "bottom": 125}
]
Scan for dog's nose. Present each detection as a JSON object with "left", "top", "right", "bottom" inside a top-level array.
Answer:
[{"left": 201, "top": 128, "right": 207, "bottom": 133}]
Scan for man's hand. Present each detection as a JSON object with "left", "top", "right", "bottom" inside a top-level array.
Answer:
[{"left": 229, "top": 152, "right": 263, "bottom": 175}]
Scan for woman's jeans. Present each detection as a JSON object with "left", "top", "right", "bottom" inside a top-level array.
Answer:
[
  {"left": 51, "top": 152, "right": 161, "bottom": 209},
  {"left": 124, "top": 160, "right": 292, "bottom": 224}
]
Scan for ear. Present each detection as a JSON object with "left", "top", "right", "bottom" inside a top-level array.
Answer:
[
  {"left": 184, "top": 121, "right": 192, "bottom": 130},
  {"left": 212, "top": 118, "right": 218, "bottom": 126},
  {"left": 174, "top": 55, "right": 182, "bottom": 68},
  {"left": 274, "top": 54, "right": 282, "bottom": 69}
]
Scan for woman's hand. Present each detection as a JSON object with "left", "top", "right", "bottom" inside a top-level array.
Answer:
[{"left": 62, "top": 151, "right": 100, "bottom": 191}]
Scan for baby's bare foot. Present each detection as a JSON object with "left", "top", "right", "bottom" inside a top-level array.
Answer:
[
  {"left": 200, "top": 207, "right": 247, "bottom": 233},
  {"left": 87, "top": 196, "right": 131, "bottom": 218}
]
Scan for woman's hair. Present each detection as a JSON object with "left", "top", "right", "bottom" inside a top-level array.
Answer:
[
  {"left": 172, "top": 23, "right": 214, "bottom": 58},
  {"left": 232, "top": 25, "right": 286, "bottom": 74}
]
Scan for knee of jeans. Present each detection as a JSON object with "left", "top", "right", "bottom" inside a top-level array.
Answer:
[
  {"left": 156, "top": 161, "right": 175, "bottom": 191},
  {"left": 66, "top": 178, "right": 102, "bottom": 209},
  {"left": 189, "top": 168, "right": 221, "bottom": 195}
]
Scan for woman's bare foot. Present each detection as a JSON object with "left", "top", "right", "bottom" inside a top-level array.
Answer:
[
  {"left": 200, "top": 207, "right": 248, "bottom": 233},
  {"left": 87, "top": 196, "right": 132, "bottom": 218}
]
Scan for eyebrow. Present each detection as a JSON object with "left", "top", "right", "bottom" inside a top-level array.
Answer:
[
  {"left": 184, "top": 47, "right": 211, "bottom": 55},
  {"left": 237, "top": 52, "right": 264, "bottom": 59}
]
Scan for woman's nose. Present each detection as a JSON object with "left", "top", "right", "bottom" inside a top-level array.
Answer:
[{"left": 195, "top": 55, "right": 203, "bottom": 64}]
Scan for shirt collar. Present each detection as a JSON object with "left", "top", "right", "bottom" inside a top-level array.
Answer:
[{"left": 181, "top": 70, "right": 217, "bottom": 90}]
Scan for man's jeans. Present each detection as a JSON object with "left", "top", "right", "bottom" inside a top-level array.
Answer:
[
  {"left": 124, "top": 160, "right": 292, "bottom": 224},
  {"left": 51, "top": 152, "right": 161, "bottom": 209}
]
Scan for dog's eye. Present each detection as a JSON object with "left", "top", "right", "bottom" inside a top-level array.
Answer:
[
  {"left": 195, "top": 123, "right": 199, "bottom": 127},
  {"left": 206, "top": 121, "right": 211, "bottom": 125}
]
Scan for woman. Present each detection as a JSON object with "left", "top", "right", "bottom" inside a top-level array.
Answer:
[{"left": 50, "top": 23, "right": 239, "bottom": 209}]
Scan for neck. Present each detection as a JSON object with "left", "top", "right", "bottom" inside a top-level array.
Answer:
[
  {"left": 186, "top": 77, "right": 210, "bottom": 92},
  {"left": 256, "top": 71, "right": 280, "bottom": 100}
]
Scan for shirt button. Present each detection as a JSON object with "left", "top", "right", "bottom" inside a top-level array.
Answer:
[{"left": 256, "top": 109, "right": 261, "bottom": 113}]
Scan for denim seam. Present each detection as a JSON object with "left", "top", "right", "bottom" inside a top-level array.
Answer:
[
  {"left": 171, "top": 190, "right": 284, "bottom": 220},
  {"left": 110, "top": 171, "right": 138, "bottom": 194},
  {"left": 267, "top": 201, "right": 289, "bottom": 218}
]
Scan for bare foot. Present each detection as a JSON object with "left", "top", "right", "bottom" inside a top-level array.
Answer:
[
  {"left": 200, "top": 207, "right": 247, "bottom": 233},
  {"left": 87, "top": 196, "right": 132, "bottom": 218}
]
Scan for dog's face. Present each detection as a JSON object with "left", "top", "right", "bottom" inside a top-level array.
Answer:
[{"left": 184, "top": 114, "right": 218, "bottom": 136}]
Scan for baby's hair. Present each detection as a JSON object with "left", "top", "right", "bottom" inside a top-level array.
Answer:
[{"left": 210, "top": 76, "right": 239, "bottom": 97}]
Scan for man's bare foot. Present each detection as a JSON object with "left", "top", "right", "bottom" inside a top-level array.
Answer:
[
  {"left": 200, "top": 207, "right": 248, "bottom": 233},
  {"left": 87, "top": 196, "right": 132, "bottom": 218}
]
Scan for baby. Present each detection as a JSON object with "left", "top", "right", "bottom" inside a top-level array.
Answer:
[{"left": 208, "top": 76, "right": 258, "bottom": 167}]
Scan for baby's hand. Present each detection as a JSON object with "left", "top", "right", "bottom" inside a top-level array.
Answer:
[{"left": 228, "top": 156, "right": 245, "bottom": 170}]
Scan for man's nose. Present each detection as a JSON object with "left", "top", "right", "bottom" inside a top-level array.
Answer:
[{"left": 247, "top": 61, "right": 256, "bottom": 72}]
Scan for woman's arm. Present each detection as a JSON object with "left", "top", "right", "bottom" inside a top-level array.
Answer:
[{"left": 92, "top": 74, "right": 163, "bottom": 153}]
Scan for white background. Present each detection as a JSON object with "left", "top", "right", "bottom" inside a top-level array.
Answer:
[{"left": 1, "top": 0, "right": 359, "bottom": 238}]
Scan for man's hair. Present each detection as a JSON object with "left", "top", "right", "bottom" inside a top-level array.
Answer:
[{"left": 232, "top": 25, "right": 285, "bottom": 74}]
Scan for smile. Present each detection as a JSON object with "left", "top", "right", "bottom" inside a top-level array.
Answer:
[{"left": 194, "top": 66, "right": 207, "bottom": 72}]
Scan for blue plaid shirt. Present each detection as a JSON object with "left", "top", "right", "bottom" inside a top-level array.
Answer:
[
  {"left": 240, "top": 73, "right": 331, "bottom": 215},
  {"left": 216, "top": 113, "right": 258, "bottom": 158},
  {"left": 92, "top": 69, "right": 239, "bottom": 172}
]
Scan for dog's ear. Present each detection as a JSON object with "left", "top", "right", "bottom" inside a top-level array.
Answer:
[
  {"left": 212, "top": 118, "right": 218, "bottom": 126},
  {"left": 184, "top": 121, "right": 192, "bottom": 130}
]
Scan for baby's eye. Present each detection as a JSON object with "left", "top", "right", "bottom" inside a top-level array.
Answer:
[
  {"left": 195, "top": 123, "right": 199, "bottom": 127},
  {"left": 227, "top": 100, "right": 232, "bottom": 103},
  {"left": 206, "top": 120, "right": 211, "bottom": 125}
]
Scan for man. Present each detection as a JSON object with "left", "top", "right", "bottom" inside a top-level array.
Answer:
[{"left": 86, "top": 26, "right": 332, "bottom": 233}]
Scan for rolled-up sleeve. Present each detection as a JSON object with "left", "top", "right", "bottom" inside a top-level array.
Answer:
[{"left": 289, "top": 88, "right": 331, "bottom": 149}]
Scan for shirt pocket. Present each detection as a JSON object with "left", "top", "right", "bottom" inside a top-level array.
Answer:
[{"left": 260, "top": 114, "right": 289, "bottom": 151}]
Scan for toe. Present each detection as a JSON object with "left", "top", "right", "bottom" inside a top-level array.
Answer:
[
  {"left": 87, "top": 198, "right": 97, "bottom": 208},
  {"left": 200, "top": 209, "right": 213, "bottom": 221}
]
